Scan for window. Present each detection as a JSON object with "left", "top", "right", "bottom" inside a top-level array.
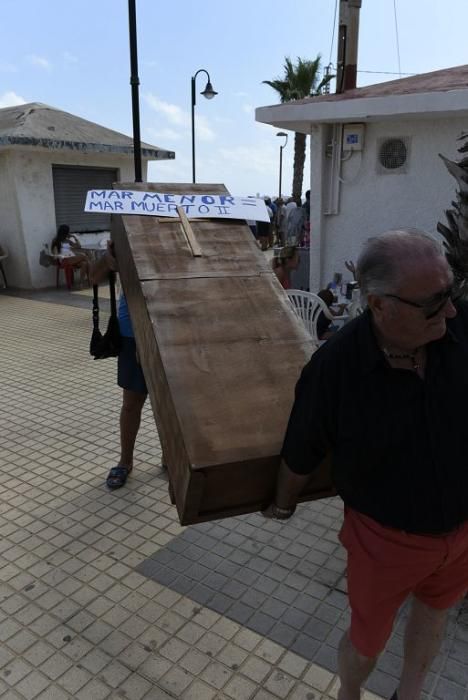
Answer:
[{"left": 53, "top": 165, "right": 119, "bottom": 231}]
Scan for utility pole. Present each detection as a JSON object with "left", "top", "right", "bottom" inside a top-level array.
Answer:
[{"left": 336, "top": 0, "right": 362, "bottom": 93}]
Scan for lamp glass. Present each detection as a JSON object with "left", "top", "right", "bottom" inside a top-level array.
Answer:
[{"left": 201, "top": 81, "right": 218, "bottom": 100}]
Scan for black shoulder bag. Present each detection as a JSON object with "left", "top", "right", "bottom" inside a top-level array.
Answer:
[{"left": 90, "top": 271, "right": 122, "bottom": 359}]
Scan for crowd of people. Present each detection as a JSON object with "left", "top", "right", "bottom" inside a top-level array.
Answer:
[{"left": 249, "top": 191, "right": 311, "bottom": 251}]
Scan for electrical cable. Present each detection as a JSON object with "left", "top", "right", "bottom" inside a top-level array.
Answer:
[
  {"left": 393, "top": 0, "right": 402, "bottom": 76},
  {"left": 328, "top": 0, "right": 339, "bottom": 66},
  {"left": 357, "top": 69, "right": 415, "bottom": 76}
]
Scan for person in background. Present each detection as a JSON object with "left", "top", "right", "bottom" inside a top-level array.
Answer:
[
  {"left": 272, "top": 245, "right": 299, "bottom": 289},
  {"left": 265, "top": 229, "right": 468, "bottom": 700},
  {"left": 90, "top": 243, "right": 152, "bottom": 490},
  {"left": 266, "top": 197, "right": 276, "bottom": 248},
  {"left": 286, "top": 197, "right": 306, "bottom": 246},
  {"left": 302, "top": 190, "right": 311, "bottom": 246},
  {"left": 302, "top": 190, "right": 310, "bottom": 223},
  {"left": 276, "top": 198, "right": 288, "bottom": 247},
  {"left": 316, "top": 288, "right": 347, "bottom": 340},
  {"left": 256, "top": 198, "right": 273, "bottom": 251},
  {"left": 51, "top": 224, "right": 90, "bottom": 287}
]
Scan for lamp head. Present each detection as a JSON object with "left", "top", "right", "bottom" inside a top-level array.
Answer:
[
  {"left": 201, "top": 81, "right": 218, "bottom": 100},
  {"left": 276, "top": 131, "right": 288, "bottom": 147}
]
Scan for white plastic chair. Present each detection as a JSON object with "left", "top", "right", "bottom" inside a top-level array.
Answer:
[{"left": 286, "top": 290, "right": 334, "bottom": 343}]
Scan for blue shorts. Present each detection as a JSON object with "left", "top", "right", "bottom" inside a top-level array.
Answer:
[{"left": 117, "top": 337, "right": 148, "bottom": 395}]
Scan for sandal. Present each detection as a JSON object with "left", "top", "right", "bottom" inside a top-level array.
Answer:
[{"left": 106, "top": 465, "right": 132, "bottom": 490}]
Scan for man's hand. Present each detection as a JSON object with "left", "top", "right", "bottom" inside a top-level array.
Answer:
[
  {"left": 345, "top": 260, "right": 356, "bottom": 278},
  {"left": 262, "top": 459, "right": 311, "bottom": 521}
]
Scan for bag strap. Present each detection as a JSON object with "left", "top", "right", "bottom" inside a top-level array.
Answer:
[
  {"left": 93, "top": 271, "right": 118, "bottom": 331},
  {"left": 108, "top": 271, "right": 118, "bottom": 318},
  {"left": 92, "top": 283, "right": 100, "bottom": 331}
]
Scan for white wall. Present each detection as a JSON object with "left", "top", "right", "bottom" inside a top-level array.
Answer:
[
  {"left": 1, "top": 148, "right": 144, "bottom": 288},
  {"left": 309, "top": 116, "right": 466, "bottom": 290},
  {"left": 0, "top": 152, "right": 29, "bottom": 287}
]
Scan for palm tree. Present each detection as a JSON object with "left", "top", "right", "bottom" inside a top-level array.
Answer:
[
  {"left": 438, "top": 133, "right": 468, "bottom": 298},
  {"left": 263, "top": 56, "right": 332, "bottom": 200}
]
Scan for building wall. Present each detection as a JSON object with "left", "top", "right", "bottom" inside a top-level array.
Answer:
[
  {"left": 309, "top": 116, "right": 466, "bottom": 290},
  {"left": 0, "top": 152, "right": 30, "bottom": 287},
  {"left": 2, "top": 148, "right": 144, "bottom": 288}
]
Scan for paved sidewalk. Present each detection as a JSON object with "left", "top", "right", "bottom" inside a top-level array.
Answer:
[{"left": 1, "top": 291, "right": 467, "bottom": 700}]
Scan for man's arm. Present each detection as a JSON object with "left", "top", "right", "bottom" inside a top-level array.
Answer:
[
  {"left": 264, "top": 355, "right": 334, "bottom": 521},
  {"left": 89, "top": 242, "right": 117, "bottom": 286},
  {"left": 263, "top": 459, "right": 311, "bottom": 519}
]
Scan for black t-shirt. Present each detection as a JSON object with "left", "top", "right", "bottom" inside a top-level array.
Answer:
[
  {"left": 281, "top": 304, "right": 468, "bottom": 534},
  {"left": 317, "top": 311, "right": 332, "bottom": 339}
]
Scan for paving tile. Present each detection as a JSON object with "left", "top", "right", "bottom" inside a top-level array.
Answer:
[
  {"left": 117, "top": 672, "right": 152, "bottom": 700},
  {"left": 39, "top": 652, "right": 74, "bottom": 680},
  {"left": 200, "top": 661, "right": 233, "bottom": 690},
  {"left": 138, "top": 655, "right": 172, "bottom": 683},
  {"left": 2, "top": 657, "right": 34, "bottom": 686},
  {"left": 5, "top": 629, "right": 38, "bottom": 654},
  {"left": 12, "top": 669, "right": 50, "bottom": 698},
  {"left": 35, "top": 685, "right": 72, "bottom": 700},
  {"left": 75, "top": 678, "right": 112, "bottom": 699},
  {"left": 99, "top": 659, "right": 132, "bottom": 688},
  {"left": 240, "top": 657, "right": 272, "bottom": 683},
  {"left": 55, "top": 665, "right": 91, "bottom": 694}
]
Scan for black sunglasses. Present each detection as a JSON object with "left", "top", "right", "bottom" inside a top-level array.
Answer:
[{"left": 384, "top": 285, "right": 461, "bottom": 320}]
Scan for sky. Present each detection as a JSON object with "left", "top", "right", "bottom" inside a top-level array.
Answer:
[{"left": 1, "top": 0, "right": 468, "bottom": 197}]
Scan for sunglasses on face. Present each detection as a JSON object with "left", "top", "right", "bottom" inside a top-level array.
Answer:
[{"left": 384, "top": 285, "right": 461, "bottom": 320}]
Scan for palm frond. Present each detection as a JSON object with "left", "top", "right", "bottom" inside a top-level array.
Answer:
[
  {"left": 438, "top": 136, "right": 468, "bottom": 296},
  {"left": 263, "top": 54, "right": 328, "bottom": 197}
]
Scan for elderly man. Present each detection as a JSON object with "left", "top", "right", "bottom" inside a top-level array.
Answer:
[{"left": 267, "top": 229, "right": 468, "bottom": 700}]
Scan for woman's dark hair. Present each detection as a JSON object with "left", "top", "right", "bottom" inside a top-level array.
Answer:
[
  {"left": 317, "top": 289, "right": 334, "bottom": 307},
  {"left": 51, "top": 224, "right": 70, "bottom": 253}
]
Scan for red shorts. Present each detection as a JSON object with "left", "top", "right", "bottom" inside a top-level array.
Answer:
[{"left": 339, "top": 508, "right": 468, "bottom": 657}]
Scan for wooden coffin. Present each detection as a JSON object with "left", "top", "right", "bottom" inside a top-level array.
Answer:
[{"left": 112, "top": 183, "right": 335, "bottom": 525}]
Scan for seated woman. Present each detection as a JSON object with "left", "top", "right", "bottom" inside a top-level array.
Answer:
[
  {"left": 51, "top": 224, "right": 89, "bottom": 287},
  {"left": 317, "top": 288, "right": 347, "bottom": 340},
  {"left": 272, "top": 245, "right": 299, "bottom": 289}
]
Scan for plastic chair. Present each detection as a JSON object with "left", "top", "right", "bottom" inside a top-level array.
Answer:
[
  {"left": 0, "top": 245, "right": 8, "bottom": 288},
  {"left": 286, "top": 290, "right": 335, "bottom": 343}
]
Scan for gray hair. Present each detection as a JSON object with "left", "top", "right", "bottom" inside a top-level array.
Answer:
[{"left": 356, "top": 229, "right": 444, "bottom": 305}]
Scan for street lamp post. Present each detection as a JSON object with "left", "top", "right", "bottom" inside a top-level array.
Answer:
[
  {"left": 191, "top": 69, "right": 218, "bottom": 184},
  {"left": 276, "top": 132, "right": 288, "bottom": 199},
  {"left": 127, "top": 0, "right": 142, "bottom": 182}
]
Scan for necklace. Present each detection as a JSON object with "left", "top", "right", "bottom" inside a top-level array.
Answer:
[{"left": 382, "top": 347, "right": 421, "bottom": 371}]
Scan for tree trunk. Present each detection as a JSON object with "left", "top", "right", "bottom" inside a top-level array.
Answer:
[{"left": 292, "top": 132, "right": 307, "bottom": 200}]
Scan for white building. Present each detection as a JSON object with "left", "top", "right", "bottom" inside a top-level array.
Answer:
[
  {"left": 256, "top": 65, "right": 468, "bottom": 291},
  {"left": 0, "top": 103, "right": 175, "bottom": 289}
]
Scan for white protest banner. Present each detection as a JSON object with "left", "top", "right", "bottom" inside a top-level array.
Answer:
[{"left": 84, "top": 190, "right": 271, "bottom": 222}]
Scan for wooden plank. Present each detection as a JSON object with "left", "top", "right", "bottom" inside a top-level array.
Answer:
[{"left": 176, "top": 206, "right": 203, "bottom": 257}]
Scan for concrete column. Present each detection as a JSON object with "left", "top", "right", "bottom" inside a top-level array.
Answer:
[{"left": 309, "top": 124, "right": 327, "bottom": 292}]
